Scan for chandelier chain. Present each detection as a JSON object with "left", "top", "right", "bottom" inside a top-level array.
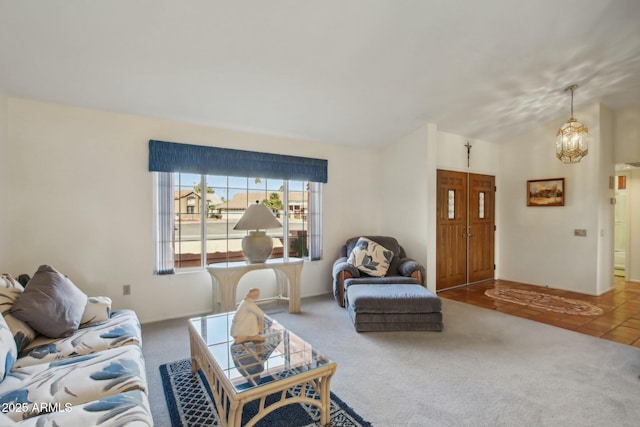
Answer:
[
  {"left": 565, "top": 84, "right": 578, "bottom": 119},
  {"left": 570, "top": 88, "right": 574, "bottom": 117}
]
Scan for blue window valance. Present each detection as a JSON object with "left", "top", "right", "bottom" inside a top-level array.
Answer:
[{"left": 149, "top": 140, "right": 328, "bottom": 183}]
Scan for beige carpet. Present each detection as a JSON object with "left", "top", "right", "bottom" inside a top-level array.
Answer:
[{"left": 142, "top": 294, "right": 640, "bottom": 427}]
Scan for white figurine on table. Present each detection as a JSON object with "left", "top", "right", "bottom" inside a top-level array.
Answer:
[{"left": 231, "top": 288, "right": 265, "bottom": 344}]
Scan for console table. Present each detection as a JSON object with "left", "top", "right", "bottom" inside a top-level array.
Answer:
[{"left": 207, "top": 258, "right": 304, "bottom": 314}]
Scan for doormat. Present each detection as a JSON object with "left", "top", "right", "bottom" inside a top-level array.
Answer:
[
  {"left": 485, "top": 288, "right": 603, "bottom": 315},
  {"left": 160, "top": 358, "right": 372, "bottom": 427}
]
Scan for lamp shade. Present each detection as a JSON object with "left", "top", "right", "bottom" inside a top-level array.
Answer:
[{"left": 233, "top": 202, "right": 282, "bottom": 231}]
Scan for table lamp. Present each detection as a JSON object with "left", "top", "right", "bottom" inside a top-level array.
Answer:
[{"left": 233, "top": 201, "right": 282, "bottom": 263}]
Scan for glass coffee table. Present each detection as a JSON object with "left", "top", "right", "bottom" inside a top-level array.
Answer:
[{"left": 188, "top": 312, "right": 337, "bottom": 427}]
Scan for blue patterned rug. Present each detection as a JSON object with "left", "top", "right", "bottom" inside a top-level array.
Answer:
[{"left": 160, "top": 358, "right": 372, "bottom": 427}]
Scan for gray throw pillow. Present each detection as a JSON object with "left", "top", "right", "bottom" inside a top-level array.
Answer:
[{"left": 11, "top": 265, "right": 88, "bottom": 338}]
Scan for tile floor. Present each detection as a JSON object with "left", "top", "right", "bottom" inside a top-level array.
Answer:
[{"left": 438, "top": 277, "right": 640, "bottom": 348}]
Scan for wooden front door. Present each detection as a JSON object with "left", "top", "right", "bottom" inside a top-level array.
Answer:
[
  {"left": 436, "top": 170, "right": 467, "bottom": 289},
  {"left": 436, "top": 170, "right": 495, "bottom": 290},
  {"left": 468, "top": 173, "right": 495, "bottom": 283}
]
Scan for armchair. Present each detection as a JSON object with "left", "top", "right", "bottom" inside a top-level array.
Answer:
[{"left": 332, "top": 235, "right": 425, "bottom": 307}]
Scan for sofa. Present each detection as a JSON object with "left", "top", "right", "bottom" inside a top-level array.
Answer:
[{"left": 0, "top": 267, "right": 152, "bottom": 426}]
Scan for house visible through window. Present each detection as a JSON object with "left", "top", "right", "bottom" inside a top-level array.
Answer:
[
  {"left": 149, "top": 140, "right": 326, "bottom": 274},
  {"left": 171, "top": 173, "right": 319, "bottom": 269}
]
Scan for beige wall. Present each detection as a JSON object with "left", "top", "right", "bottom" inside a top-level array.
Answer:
[
  {"left": 4, "top": 98, "right": 381, "bottom": 323},
  {"left": 629, "top": 169, "right": 640, "bottom": 282},
  {"left": 2, "top": 94, "right": 633, "bottom": 322},
  {"left": 0, "top": 88, "right": 7, "bottom": 264},
  {"left": 614, "top": 105, "right": 640, "bottom": 165},
  {"left": 613, "top": 105, "right": 640, "bottom": 283},
  {"left": 596, "top": 105, "right": 616, "bottom": 294},
  {"left": 382, "top": 107, "right": 628, "bottom": 295},
  {"left": 380, "top": 125, "right": 502, "bottom": 291},
  {"left": 498, "top": 103, "right": 614, "bottom": 295},
  {"left": 380, "top": 124, "right": 430, "bottom": 282}
]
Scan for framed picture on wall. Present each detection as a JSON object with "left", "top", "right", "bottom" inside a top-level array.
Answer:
[{"left": 527, "top": 178, "right": 565, "bottom": 206}]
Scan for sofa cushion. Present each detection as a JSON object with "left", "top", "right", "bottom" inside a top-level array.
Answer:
[
  {"left": 0, "top": 274, "right": 37, "bottom": 352},
  {"left": 11, "top": 265, "right": 87, "bottom": 339},
  {"left": 0, "top": 345, "right": 147, "bottom": 422},
  {"left": 80, "top": 296, "right": 113, "bottom": 327},
  {"left": 15, "top": 310, "right": 142, "bottom": 369},
  {"left": 347, "top": 308, "right": 444, "bottom": 332},
  {"left": 347, "top": 237, "right": 394, "bottom": 277},
  {"left": 347, "top": 284, "right": 442, "bottom": 313},
  {"left": 0, "top": 314, "right": 17, "bottom": 381},
  {"left": 344, "top": 276, "right": 419, "bottom": 289},
  {"left": 0, "top": 411, "right": 15, "bottom": 426},
  {"left": 14, "top": 390, "right": 153, "bottom": 427},
  {"left": 346, "top": 284, "right": 444, "bottom": 332}
]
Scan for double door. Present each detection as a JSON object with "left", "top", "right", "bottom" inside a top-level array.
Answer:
[{"left": 436, "top": 170, "right": 495, "bottom": 290}]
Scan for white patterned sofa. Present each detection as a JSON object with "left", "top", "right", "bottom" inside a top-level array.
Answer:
[{"left": 0, "top": 269, "right": 152, "bottom": 426}]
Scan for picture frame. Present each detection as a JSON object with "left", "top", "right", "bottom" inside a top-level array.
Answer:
[{"left": 527, "top": 178, "right": 565, "bottom": 207}]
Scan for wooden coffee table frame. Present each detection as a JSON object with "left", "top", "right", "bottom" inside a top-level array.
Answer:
[{"left": 188, "top": 320, "right": 337, "bottom": 427}]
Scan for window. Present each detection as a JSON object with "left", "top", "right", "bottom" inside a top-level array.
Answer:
[
  {"left": 171, "top": 173, "right": 320, "bottom": 269},
  {"left": 149, "top": 140, "right": 326, "bottom": 274}
]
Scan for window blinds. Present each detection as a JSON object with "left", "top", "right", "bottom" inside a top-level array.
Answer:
[{"left": 152, "top": 172, "right": 175, "bottom": 275}]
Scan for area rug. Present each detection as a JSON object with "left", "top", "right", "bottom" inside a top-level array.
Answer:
[
  {"left": 485, "top": 287, "right": 603, "bottom": 315},
  {"left": 160, "top": 358, "right": 372, "bottom": 427}
]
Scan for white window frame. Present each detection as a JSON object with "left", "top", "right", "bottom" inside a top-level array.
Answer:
[{"left": 154, "top": 172, "right": 322, "bottom": 273}]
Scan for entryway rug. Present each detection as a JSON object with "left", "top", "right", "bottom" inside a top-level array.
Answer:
[
  {"left": 160, "top": 358, "right": 372, "bottom": 427},
  {"left": 485, "top": 288, "right": 603, "bottom": 315}
]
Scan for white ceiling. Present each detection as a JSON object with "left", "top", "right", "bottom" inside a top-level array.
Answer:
[{"left": 1, "top": 0, "right": 639, "bottom": 147}]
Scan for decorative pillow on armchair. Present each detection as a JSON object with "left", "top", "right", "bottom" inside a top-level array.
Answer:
[{"left": 347, "top": 237, "right": 394, "bottom": 277}]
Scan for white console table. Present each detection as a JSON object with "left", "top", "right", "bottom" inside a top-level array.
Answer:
[{"left": 207, "top": 258, "right": 304, "bottom": 314}]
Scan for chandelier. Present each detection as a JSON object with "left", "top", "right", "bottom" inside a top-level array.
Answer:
[{"left": 556, "top": 84, "right": 588, "bottom": 163}]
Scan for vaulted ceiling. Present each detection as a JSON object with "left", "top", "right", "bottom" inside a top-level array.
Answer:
[{"left": 1, "top": 0, "right": 639, "bottom": 147}]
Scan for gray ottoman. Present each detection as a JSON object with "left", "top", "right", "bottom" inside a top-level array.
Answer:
[{"left": 346, "top": 284, "right": 443, "bottom": 332}]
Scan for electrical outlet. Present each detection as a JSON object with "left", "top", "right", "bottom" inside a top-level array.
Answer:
[{"left": 123, "top": 284, "right": 131, "bottom": 295}]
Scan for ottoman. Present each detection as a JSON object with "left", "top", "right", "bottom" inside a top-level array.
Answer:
[{"left": 345, "top": 284, "right": 443, "bottom": 332}]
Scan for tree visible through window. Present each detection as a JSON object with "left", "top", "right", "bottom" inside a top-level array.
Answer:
[{"left": 173, "top": 173, "right": 313, "bottom": 269}]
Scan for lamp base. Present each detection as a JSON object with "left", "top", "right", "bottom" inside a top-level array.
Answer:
[{"left": 241, "top": 231, "right": 273, "bottom": 263}]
